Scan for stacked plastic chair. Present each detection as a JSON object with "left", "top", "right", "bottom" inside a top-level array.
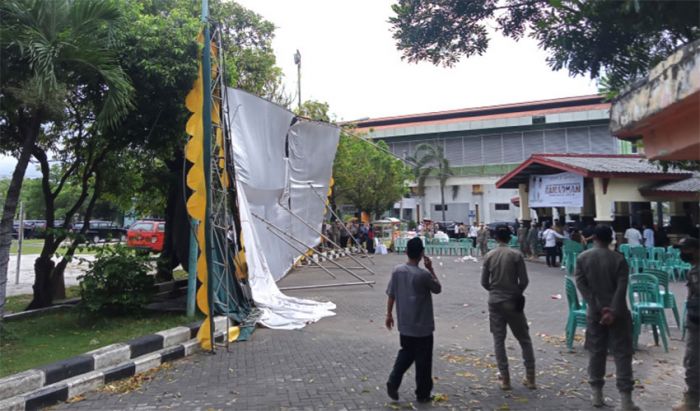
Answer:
[
  {"left": 564, "top": 276, "right": 587, "bottom": 351},
  {"left": 642, "top": 268, "right": 681, "bottom": 330},
  {"left": 628, "top": 273, "right": 669, "bottom": 352}
]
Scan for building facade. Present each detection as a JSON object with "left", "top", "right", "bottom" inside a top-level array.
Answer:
[{"left": 355, "top": 95, "right": 633, "bottom": 224}]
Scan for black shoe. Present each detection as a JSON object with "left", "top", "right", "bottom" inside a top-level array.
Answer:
[
  {"left": 386, "top": 382, "right": 399, "bottom": 401},
  {"left": 416, "top": 395, "right": 433, "bottom": 403}
]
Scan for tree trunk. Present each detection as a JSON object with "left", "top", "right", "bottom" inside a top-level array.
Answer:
[
  {"left": 440, "top": 184, "right": 446, "bottom": 222},
  {"left": 27, "top": 255, "right": 55, "bottom": 310},
  {"left": 0, "top": 111, "right": 41, "bottom": 321}
]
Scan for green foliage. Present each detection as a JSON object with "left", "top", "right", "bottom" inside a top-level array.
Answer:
[
  {"left": 334, "top": 130, "right": 410, "bottom": 218},
  {"left": 389, "top": 0, "right": 700, "bottom": 92},
  {"left": 297, "top": 100, "right": 331, "bottom": 122},
  {"left": 407, "top": 143, "right": 453, "bottom": 221},
  {"left": 0, "top": 0, "right": 134, "bottom": 131},
  {"left": 78, "top": 245, "right": 155, "bottom": 316}
]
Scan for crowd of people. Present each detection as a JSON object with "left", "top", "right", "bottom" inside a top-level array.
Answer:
[
  {"left": 384, "top": 226, "right": 699, "bottom": 411},
  {"left": 322, "top": 220, "right": 376, "bottom": 254}
]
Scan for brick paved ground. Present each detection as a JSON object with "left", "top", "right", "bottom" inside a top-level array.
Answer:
[{"left": 55, "top": 253, "right": 689, "bottom": 410}]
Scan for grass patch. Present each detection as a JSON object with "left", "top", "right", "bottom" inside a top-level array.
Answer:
[
  {"left": 10, "top": 239, "right": 119, "bottom": 256},
  {"left": 172, "top": 269, "right": 188, "bottom": 281},
  {"left": 9, "top": 239, "right": 44, "bottom": 254},
  {"left": 4, "top": 286, "right": 82, "bottom": 314},
  {"left": 0, "top": 310, "right": 194, "bottom": 378}
]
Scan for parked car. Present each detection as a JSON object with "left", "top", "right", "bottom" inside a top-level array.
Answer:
[
  {"left": 486, "top": 221, "right": 517, "bottom": 238},
  {"left": 74, "top": 220, "right": 126, "bottom": 243},
  {"left": 126, "top": 220, "right": 165, "bottom": 252},
  {"left": 434, "top": 221, "right": 459, "bottom": 238},
  {"left": 12, "top": 220, "right": 47, "bottom": 239}
]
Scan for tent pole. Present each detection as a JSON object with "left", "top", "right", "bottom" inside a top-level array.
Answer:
[
  {"left": 278, "top": 203, "right": 377, "bottom": 276},
  {"left": 280, "top": 281, "right": 375, "bottom": 291},
  {"left": 186, "top": 219, "right": 198, "bottom": 318},
  {"left": 306, "top": 182, "right": 375, "bottom": 264},
  {"left": 263, "top": 227, "right": 337, "bottom": 279},
  {"left": 252, "top": 212, "right": 374, "bottom": 287}
]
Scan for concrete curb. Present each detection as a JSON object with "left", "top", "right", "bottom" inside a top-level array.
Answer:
[{"left": 0, "top": 316, "right": 230, "bottom": 411}]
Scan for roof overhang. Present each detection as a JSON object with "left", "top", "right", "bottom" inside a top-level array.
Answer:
[{"left": 496, "top": 154, "right": 691, "bottom": 189}]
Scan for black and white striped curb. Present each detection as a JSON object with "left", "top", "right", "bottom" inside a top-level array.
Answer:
[
  {"left": 300, "top": 247, "right": 367, "bottom": 264},
  {"left": 0, "top": 316, "right": 231, "bottom": 411}
]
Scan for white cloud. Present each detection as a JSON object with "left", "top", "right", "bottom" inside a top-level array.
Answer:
[{"left": 236, "top": 0, "right": 597, "bottom": 121}]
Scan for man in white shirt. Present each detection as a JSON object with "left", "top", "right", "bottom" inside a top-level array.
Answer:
[
  {"left": 468, "top": 224, "right": 479, "bottom": 248},
  {"left": 624, "top": 225, "right": 643, "bottom": 246},
  {"left": 642, "top": 224, "right": 655, "bottom": 248},
  {"left": 541, "top": 222, "right": 565, "bottom": 267}
]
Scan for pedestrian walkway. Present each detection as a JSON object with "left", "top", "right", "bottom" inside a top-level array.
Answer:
[{"left": 55, "top": 253, "right": 687, "bottom": 410}]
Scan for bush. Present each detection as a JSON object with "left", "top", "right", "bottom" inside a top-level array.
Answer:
[{"left": 79, "top": 246, "right": 156, "bottom": 316}]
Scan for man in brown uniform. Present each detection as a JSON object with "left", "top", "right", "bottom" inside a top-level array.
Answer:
[
  {"left": 481, "top": 225, "right": 536, "bottom": 390},
  {"left": 575, "top": 225, "right": 639, "bottom": 411},
  {"left": 673, "top": 237, "right": 699, "bottom": 411}
]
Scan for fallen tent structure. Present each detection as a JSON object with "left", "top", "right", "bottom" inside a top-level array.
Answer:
[{"left": 183, "top": 15, "right": 375, "bottom": 349}]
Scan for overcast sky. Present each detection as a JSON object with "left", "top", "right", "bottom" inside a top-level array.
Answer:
[
  {"left": 236, "top": 0, "right": 598, "bottom": 121},
  {"left": 1, "top": 1, "right": 600, "bottom": 178}
]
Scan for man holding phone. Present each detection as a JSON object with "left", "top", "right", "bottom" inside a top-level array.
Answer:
[{"left": 385, "top": 237, "right": 442, "bottom": 403}]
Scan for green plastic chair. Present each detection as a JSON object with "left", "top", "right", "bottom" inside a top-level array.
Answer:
[
  {"left": 629, "top": 246, "right": 648, "bottom": 268},
  {"left": 487, "top": 239, "right": 497, "bottom": 251},
  {"left": 564, "top": 276, "right": 587, "bottom": 351},
  {"left": 628, "top": 273, "right": 669, "bottom": 352},
  {"left": 647, "top": 247, "right": 666, "bottom": 269},
  {"left": 563, "top": 240, "right": 584, "bottom": 276},
  {"left": 619, "top": 243, "right": 631, "bottom": 259},
  {"left": 642, "top": 268, "right": 681, "bottom": 329}
]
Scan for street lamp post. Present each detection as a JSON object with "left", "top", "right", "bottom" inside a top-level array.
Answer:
[{"left": 294, "top": 49, "right": 301, "bottom": 112}]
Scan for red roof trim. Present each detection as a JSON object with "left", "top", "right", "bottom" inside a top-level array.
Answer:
[
  {"left": 494, "top": 153, "right": 678, "bottom": 189},
  {"left": 358, "top": 94, "right": 604, "bottom": 123},
  {"left": 495, "top": 154, "right": 591, "bottom": 188}
]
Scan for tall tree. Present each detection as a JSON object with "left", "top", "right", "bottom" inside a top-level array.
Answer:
[
  {"left": 109, "top": 0, "right": 286, "bottom": 281},
  {"left": 389, "top": 0, "right": 700, "bottom": 92},
  {"left": 333, "top": 131, "right": 410, "bottom": 219},
  {"left": 407, "top": 143, "right": 453, "bottom": 222},
  {"left": 0, "top": 0, "right": 133, "bottom": 317}
]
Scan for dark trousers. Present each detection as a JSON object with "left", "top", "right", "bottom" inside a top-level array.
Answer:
[
  {"left": 489, "top": 300, "right": 535, "bottom": 376},
  {"left": 585, "top": 314, "right": 635, "bottom": 392},
  {"left": 545, "top": 246, "right": 557, "bottom": 267},
  {"left": 684, "top": 319, "right": 699, "bottom": 400},
  {"left": 367, "top": 238, "right": 375, "bottom": 254},
  {"left": 387, "top": 334, "right": 434, "bottom": 399},
  {"left": 470, "top": 237, "right": 477, "bottom": 248},
  {"left": 339, "top": 235, "right": 349, "bottom": 248}
]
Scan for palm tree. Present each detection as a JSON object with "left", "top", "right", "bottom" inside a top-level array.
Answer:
[
  {"left": 0, "top": 0, "right": 133, "bottom": 317},
  {"left": 407, "top": 143, "right": 453, "bottom": 222}
]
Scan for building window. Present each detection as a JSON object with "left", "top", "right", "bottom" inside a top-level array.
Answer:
[
  {"left": 434, "top": 204, "right": 448, "bottom": 211},
  {"left": 495, "top": 203, "right": 510, "bottom": 211}
]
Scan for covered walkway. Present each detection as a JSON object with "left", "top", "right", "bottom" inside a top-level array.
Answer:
[{"left": 496, "top": 154, "right": 698, "bottom": 240}]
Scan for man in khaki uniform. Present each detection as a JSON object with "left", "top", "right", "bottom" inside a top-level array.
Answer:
[
  {"left": 481, "top": 225, "right": 536, "bottom": 390},
  {"left": 673, "top": 237, "right": 699, "bottom": 411},
  {"left": 575, "top": 225, "right": 639, "bottom": 411}
]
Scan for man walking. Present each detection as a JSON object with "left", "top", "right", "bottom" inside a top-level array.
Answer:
[
  {"left": 575, "top": 225, "right": 640, "bottom": 411},
  {"left": 673, "top": 237, "right": 699, "bottom": 411},
  {"left": 385, "top": 237, "right": 442, "bottom": 403},
  {"left": 481, "top": 226, "right": 536, "bottom": 391}
]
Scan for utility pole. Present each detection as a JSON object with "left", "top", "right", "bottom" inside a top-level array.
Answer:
[
  {"left": 15, "top": 201, "right": 23, "bottom": 285},
  {"left": 294, "top": 49, "right": 301, "bottom": 112}
]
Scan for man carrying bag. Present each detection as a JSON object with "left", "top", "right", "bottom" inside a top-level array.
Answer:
[{"left": 481, "top": 225, "right": 536, "bottom": 390}]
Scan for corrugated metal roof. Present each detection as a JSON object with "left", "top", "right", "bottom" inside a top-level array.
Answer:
[
  {"left": 543, "top": 155, "right": 690, "bottom": 175},
  {"left": 644, "top": 173, "right": 700, "bottom": 192}
]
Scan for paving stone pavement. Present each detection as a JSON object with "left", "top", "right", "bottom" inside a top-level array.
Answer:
[{"left": 54, "top": 253, "right": 689, "bottom": 410}]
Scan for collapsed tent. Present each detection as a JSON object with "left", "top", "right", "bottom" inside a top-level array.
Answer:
[{"left": 226, "top": 88, "right": 339, "bottom": 329}]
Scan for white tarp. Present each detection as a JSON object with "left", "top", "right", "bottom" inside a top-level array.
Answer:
[
  {"left": 227, "top": 88, "right": 338, "bottom": 329},
  {"left": 528, "top": 172, "right": 584, "bottom": 207}
]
